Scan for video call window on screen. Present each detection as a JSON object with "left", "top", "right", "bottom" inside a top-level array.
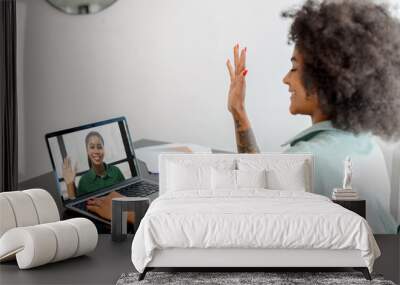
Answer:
[{"left": 47, "top": 121, "right": 138, "bottom": 201}]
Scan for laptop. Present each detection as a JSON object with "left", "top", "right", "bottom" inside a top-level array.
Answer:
[{"left": 45, "top": 117, "right": 159, "bottom": 224}]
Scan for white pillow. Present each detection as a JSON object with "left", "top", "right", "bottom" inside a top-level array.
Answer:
[
  {"left": 211, "top": 168, "right": 268, "bottom": 190},
  {"left": 238, "top": 158, "right": 308, "bottom": 191},
  {"left": 267, "top": 167, "right": 306, "bottom": 191},
  {"left": 211, "top": 168, "right": 236, "bottom": 190},
  {"left": 237, "top": 169, "right": 268, "bottom": 189},
  {"left": 167, "top": 162, "right": 211, "bottom": 191}
]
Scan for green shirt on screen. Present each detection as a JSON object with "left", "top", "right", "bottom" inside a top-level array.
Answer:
[{"left": 77, "top": 163, "right": 125, "bottom": 196}]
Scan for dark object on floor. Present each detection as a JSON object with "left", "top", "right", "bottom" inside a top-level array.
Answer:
[
  {"left": 112, "top": 197, "right": 149, "bottom": 242},
  {"left": 354, "top": 267, "right": 372, "bottom": 280},
  {"left": 117, "top": 271, "right": 394, "bottom": 285}
]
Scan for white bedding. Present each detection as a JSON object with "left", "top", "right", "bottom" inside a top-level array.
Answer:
[{"left": 131, "top": 190, "right": 380, "bottom": 273}]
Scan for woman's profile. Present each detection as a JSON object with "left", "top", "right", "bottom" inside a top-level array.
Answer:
[
  {"left": 83, "top": 0, "right": 400, "bottom": 232},
  {"left": 226, "top": 0, "right": 400, "bottom": 233}
]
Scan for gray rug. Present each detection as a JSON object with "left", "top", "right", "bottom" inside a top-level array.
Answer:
[{"left": 116, "top": 272, "right": 396, "bottom": 285}]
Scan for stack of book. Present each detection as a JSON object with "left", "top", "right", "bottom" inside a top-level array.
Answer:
[{"left": 332, "top": 188, "right": 359, "bottom": 200}]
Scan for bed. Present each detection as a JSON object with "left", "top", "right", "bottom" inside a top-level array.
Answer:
[{"left": 131, "top": 153, "right": 380, "bottom": 280}]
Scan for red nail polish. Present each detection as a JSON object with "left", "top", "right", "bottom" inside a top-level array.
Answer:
[
  {"left": 244, "top": 47, "right": 247, "bottom": 52},
  {"left": 243, "top": 69, "right": 248, "bottom": 76}
]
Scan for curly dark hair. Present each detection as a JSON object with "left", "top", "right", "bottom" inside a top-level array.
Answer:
[{"left": 282, "top": 0, "right": 400, "bottom": 140}]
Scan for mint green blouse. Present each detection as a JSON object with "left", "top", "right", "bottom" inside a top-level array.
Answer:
[{"left": 282, "top": 121, "right": 398, "bottom": 234}]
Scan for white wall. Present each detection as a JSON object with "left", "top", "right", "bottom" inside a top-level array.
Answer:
[
  {"left": 17, "top": 0, "right": 400, "bottom": 182},
  {"left": 17, "top": 0, "right": 310, "bottom": 181}
]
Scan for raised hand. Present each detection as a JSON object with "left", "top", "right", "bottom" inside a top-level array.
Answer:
[
  {"left": 226, "top": 44, "right": 260, "bottom": 154},
  {"left": 62, "top": 157, "right": 77, "bottom": 185},
  {"left": 226, "top": 44, "right": 248, "bottom": 115}
]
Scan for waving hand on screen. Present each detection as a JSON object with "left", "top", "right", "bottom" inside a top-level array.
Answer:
[{"left": 62, "top": 157, "right": 77, "bottom": 199}]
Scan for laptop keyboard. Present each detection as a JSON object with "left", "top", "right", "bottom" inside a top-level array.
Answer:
[
  {"left": 73, "top": 181, "right": 158, "bottom": 211},
  {"left": 119, "top": 181, "right": 159, "bottom": 197}
]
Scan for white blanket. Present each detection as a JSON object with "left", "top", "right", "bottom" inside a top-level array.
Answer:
[{"left": 131, "top": 190, "right": 380, "bottom": 272}]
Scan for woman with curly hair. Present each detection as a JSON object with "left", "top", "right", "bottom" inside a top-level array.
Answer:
[{"left": 226, "top": 0, "right": 400, "bottom": 233}]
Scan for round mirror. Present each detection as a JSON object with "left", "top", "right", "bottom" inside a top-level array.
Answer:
[{"left": 47, "top": 0, "right": 117, "bottom": 15}]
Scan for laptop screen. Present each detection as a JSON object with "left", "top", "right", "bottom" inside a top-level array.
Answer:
[{"left": 45, "top": 117, "right": 139, "bottom": 203}]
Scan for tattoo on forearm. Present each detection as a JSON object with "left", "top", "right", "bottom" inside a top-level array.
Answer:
[{"left": 234, "top": 118, "right": 260, "bottom": 154}]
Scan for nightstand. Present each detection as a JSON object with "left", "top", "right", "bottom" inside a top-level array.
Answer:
[
  {"left": 111, "top": 197, "right": 150, "bottom": 242},
  {"left": 332, "top": 199, "right": 366, "bottom": 218}
]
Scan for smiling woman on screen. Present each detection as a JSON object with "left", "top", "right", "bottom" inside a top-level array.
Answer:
[
  {"left": 226, "top": 0, "right": 400, "bottom": 233},
  {"left": 62, "top": 131, "right": 125, "bottom": 198},
  {"left": 61, "top": 131, "right": 138, "bottom": 223}
]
